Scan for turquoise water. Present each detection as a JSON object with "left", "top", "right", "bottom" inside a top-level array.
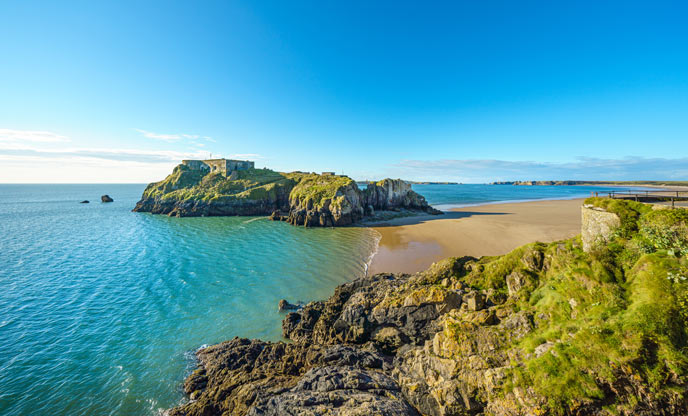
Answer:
[
  {"left": 0, "top": 184, "right": 377, "bottom": 415},
  {"left": 412, "top": 183, "right": 651, "bottom": 209},
  {"left": 0, "top": 183, "right": 645, "bottom": 415}
]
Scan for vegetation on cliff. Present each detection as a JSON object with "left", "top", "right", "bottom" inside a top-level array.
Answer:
[
  {"left": 134, "top": 164, "right": 439, "bottom": 224},
  {"left": 171, "top": 200, "right": 688, "bottom": 415},
  {"left": 287, "top": 173, "right": 356, "bottom": 209},
  {"left": 141, "top": 165, "right": 294, "bottom": 202}
]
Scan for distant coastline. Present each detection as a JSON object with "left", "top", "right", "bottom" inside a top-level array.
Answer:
[
  {"left": 490, "top": 180, "right": 688, "bottom": 187},
  {"left": 358, "top": 180, "right": 460, "bottom": 185}
]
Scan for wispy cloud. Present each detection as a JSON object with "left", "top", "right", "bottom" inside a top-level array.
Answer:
[
  {"left": 0, "top": 145, "right": 207, "bottom": 164},
  {"left": 134, "top": 129, "right": 214, "bottom": 142},
  {"left": 392, "top": 157, "right": 688, "bottom": 182},
  {"left": 229, "top": 153, "right": 263, "bottom": 160},
  {"left": 0, "top": 128, "right": 69, "bottom": 143}
]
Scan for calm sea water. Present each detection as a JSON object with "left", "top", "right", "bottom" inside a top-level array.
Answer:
[
  {"left": 0, "top": 182, "right": 643, "bottom": 415},
  {"left": 412, "top": 183, "right": 649, "bottom": 210},
  {"left": 0, "top": 184, "right": 377, "bottom": 415}
]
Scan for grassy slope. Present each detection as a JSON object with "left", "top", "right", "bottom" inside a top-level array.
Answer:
[
  {"left": 288, "top": 173, "right": 356, "bottom": 209},
  {"left": 141, "top": 165, "right": 356, "bottom": 207},
  {"left": 414, "top": 199, "right": 688, "bottom": 413}
]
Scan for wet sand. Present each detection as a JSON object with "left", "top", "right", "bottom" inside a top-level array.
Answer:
[{"left": 367, "top": 198, "right": 584, "bottom": 275}]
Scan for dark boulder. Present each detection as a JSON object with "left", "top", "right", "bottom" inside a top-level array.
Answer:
[
  {"left": 278, "top": 299, "right": 301, "bottom": 311},
  {"left": 101, "top": 195, "right": 114, "bottom": 202}
]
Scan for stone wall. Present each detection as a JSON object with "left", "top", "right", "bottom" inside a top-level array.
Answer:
[
  {"left": 203, "top": 159, "right": 229, "bottom": 174},
  {"left": 182, "top": 160, "right": 210, "bottom": 171},
  {"left": 182, "top": 159, "right": 254, "bottom": 175},
  {"left": 228, "top": 160, "right": 254, "bottom": 172},
  {"left": 581, "top": 204, "right": 621, "bottom": 252}
]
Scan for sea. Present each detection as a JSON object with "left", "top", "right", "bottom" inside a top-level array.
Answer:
[{"left": 0, "top": 183, "right": 646, "bottom": 415}]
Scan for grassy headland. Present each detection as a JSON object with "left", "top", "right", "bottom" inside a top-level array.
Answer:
[{"left": 172, "top": 199, "right": 688, "bottom": 415}]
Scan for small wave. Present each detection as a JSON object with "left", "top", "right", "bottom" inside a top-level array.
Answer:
[
  {"left": 363, "top": 229, "right": 382, "bottom": 278},
  {"left": 242, "top": 217, "right": 265, "bottom": 224}
]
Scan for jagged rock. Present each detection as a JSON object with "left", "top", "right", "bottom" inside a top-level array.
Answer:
[
  {"left": 278, "top": 299, "right": 300, "bottom": 311},
  {"left": 581, "top": 205, "right": 621, "bottom": 252},
  {"left": 521, "top": 248, "right": 544, "bottom": 272},
  {"left": 101, "top": 195, "right": 113, "bottom": 202},
  {"left": 506, "top": 270, "right": 527, "bottom": 296},
  {"left": 169, "top": 339, "right": 413, "bottom": 416},
  {"left": 464, "top": 291, "right": 485, "bottom": 311},
  {"left": 534, "top": 341, "right": 556, "bottom": 357},
  {"left": 372, "top": 326, "right": 405, "bottom": 354}
]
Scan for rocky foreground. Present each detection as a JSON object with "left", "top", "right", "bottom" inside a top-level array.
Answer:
[
  {"left": 169, "top": 199, "right": 688, "bottom": 415},
  {"left": 133, "top": 165, "right": 440, "bottom": 226}
]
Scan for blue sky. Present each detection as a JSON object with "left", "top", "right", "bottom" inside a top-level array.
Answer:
[{"left": 0, "top": 1, "right": 686, "bottom": 183}]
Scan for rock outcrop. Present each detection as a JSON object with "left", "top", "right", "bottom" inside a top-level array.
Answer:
[
  {"left": 277, "top": 299, "right": 300, "bottom": 311},
  {"left": 133, "top": 165, "right": 440, "bottom": 226},
  {"left": 581, "top": 204, "right": 621, "bottom": 252},
  {"left": 169, "top": 199, "right": 688, "bottom": 415},
  {"left": 274, "top": 177, "right": 440, "bottom": 227},
  {"left": 101, "top": 195, "right": 113, "bottom": 202}
]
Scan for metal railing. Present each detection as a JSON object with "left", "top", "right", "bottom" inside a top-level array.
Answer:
[{"left": 597, "top": 189, "right": 688, "bottom": 208}]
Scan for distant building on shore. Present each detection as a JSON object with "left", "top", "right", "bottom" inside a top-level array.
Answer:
[
  {"left": 322, "top": 171, "right": 336, "bottom": 176},
  {"left": 182, "top": 158, "right": 255, "bottom": 176}
]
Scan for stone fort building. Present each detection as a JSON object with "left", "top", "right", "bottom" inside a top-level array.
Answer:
[{"left": 182, "top": 158, "right": 255, "bottom": 176}]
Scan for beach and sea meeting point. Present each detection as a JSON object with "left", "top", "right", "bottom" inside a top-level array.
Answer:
[{"left": 1, "top": 2, "right": 688, "bottom": 416}]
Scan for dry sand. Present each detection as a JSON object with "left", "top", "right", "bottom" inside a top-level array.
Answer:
[{"left": 367, "top": 198, "right": 584, "bottom": 275}]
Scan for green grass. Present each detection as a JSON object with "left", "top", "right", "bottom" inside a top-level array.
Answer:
[
  {"left": 419, "top": 199, "right": 688, "bottom": 413},
  {"left": 288, "top": 173, "right": 356, "bottom": 209},
  {"left": 141, "top": 165, "right": 298, "bottom": 202},
  {"left": 141, "top": 165, "right": 363, "bottom": 212}
]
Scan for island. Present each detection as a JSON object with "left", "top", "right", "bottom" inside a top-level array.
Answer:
[
  {"left": 133, "top": 158, "right": 441, "bottom": 226},
  {"left": 169, "top": 198, "right": 688, "bottom": 415}
]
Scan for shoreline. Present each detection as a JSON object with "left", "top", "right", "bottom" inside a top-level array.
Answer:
[{"left": 367, "top": 197, "right": 585, "bottom": 275}]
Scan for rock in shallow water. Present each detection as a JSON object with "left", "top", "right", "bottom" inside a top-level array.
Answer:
[
  {"left": 101, "top": 195, "right": 114, "bottom": 202},
  {"left": 278, "top": 299, "right": 300, "bottom": 311}
]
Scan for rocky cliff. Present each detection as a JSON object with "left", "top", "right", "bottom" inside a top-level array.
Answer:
[
  {"left": 133, "top": 165, "right": 440, "bottom": 225},
  {"left": 169, "top": 199, "right": 688, "bottom": 416}
]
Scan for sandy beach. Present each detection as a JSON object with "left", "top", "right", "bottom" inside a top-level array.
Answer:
[{"left": 368, "top": 198, "right": 584, "bottom": 275}]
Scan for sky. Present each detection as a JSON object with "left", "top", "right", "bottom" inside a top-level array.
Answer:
[{"left": 0, "top": 0, "right": 687, "bottom": 183}]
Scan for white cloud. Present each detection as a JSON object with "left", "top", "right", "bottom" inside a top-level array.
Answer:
[
  {"left": 391, "top": 157, "right": 688, "bottom": 182},
  {"left": 229, "top": 153, "right": 264, "bottom": 160},
  {"left": 135, "top": 129, "right": 214, "bottom": 142},
  {"left": 3, "top": 146, "right": 206, "bottom": 163},
  {"left": 0, "top": 128, "right": 69, "bottom": 143},
  {"left": 0, "top": 127, "right": 259, "bottom": 183}
]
